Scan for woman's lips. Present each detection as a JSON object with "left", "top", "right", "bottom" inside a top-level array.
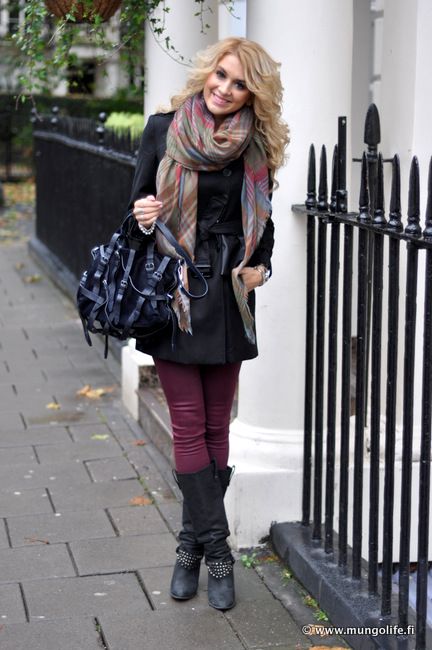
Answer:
[{"left": 212, "top": 93, "right": 230, "bottom": 106}]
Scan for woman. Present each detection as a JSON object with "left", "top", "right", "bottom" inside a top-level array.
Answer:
[{"left": 129, "top": 37, "right": 289, "bottom": 611}]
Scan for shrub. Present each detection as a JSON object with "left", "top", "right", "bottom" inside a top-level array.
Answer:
[{"left": 105, "top": 112, "right": 144, "bottom": 139}]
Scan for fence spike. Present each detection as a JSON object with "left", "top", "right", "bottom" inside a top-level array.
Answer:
[
  {"left": 364, "top": 103, "right": 381, "bottom": 149},
  {"left": 423, "top": 157, "right": 432, "bottom": 239},
  {"left": 330, "top": 145, "right": 338, "bottom": 213},
  {"left": 305, "top": 144, "right": 316, "bottom": 208},
  {"left": 358, "top": 152, "right": 370, "bottom": 221},
  {"left": 405, "top": 156, "right": 421, "bottom": 236},
  {"left": 30, "top": 107, "right": 38, "bottom": 125},
  {"left": 373, "top": 153, "right": 386, "bottom": 225},
  {"left": 317, "top": 145, "right": 328, "bottom": 211},
  {"left": 388, "top": 154, "right": 403, "bottom": 231},
  {"left": 50, "top": 106, "right": 59, "bottom": 131},
  {"left": 96, "top": 112, "right": 107, "bottom": 146}
]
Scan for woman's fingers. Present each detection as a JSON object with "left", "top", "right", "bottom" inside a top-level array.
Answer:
[
  {"left": 133, "top": 195, "right": 163, "bottom": 226},
  {"left": 239, "top": 267, "right": 262, "bottom": 292}
]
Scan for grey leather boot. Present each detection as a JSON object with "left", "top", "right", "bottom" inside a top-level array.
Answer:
[
  {"left": 173, "top": 461, "right": 235, "bottom": 610},
  {"left": 170, "top": 464, "right": 234, "bottom": 601}
]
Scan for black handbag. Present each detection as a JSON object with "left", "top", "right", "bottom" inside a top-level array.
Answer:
[{"left": 76, "top": 212, "right": 208, "bottom": 357}]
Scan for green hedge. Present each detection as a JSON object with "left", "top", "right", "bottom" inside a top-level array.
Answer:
[{"left": 105, "top": 112, "right": 145, "bottom": 139}]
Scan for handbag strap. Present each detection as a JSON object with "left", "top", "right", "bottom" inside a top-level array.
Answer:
[{"left": 124, "top": 212, "right": 208, "bottom": 299}]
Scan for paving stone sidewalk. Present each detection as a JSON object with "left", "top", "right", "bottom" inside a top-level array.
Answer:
[{"left": 0, "top": 237, "right": 320, "bottom": 650}]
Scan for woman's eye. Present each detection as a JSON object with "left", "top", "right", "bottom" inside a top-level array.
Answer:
[
  {"left": 236, "top": 82, "right": 246, "bottom": 90},
  {"left": 216, "top": 69, "right": 225, "bottom": 79}
]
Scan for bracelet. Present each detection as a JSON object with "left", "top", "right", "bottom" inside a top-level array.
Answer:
[
  {"left": 138, "top": 221, "right": 156, "bottom": 235},
  {"left": 254, "top": 264, "right": 267, "bottom": 286},
  {"left": 254, "top": 264, "right": 271, "bottom": 286}
]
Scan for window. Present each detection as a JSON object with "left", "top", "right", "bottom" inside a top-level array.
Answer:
[{"left": 68, "top": 61, "right": 96, "bottom": 95}]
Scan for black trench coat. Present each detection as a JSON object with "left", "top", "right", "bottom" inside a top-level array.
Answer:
[{"left": 128, "top": 112, "right": 275, "bottom": 365}]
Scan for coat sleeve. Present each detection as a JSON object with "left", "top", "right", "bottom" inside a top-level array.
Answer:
[
  {"left": 248, "top": 172, "right": 275, "bottom": 271},
  {"left": 248, "top": 216, "right": 275, "bottom": 270},
  {"left": 128, "top": 115, "right": 159, "bottom": 211}
]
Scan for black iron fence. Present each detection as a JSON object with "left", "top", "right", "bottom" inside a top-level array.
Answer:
[
  {"left": 32, "top": 108, "right": 140, "bottom": 285},
  {"left": 272, "top": 105, "right": 431, "bottom": 650}
]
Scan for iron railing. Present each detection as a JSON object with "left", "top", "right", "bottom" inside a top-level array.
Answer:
[
  {"left": 33, "top": 108, "right": 140, "bottom": 282},
  {"left": 293, "top": 104, "right": 431, "bottom": 650}
]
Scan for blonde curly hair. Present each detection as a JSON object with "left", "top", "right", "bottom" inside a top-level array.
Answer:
[{"left": 165, "top": 37, "right": 290, "bottom": 179}]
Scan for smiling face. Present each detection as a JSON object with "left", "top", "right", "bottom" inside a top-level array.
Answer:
[{"left": 203, "top": 53, "right": 252, "bottom": 128}]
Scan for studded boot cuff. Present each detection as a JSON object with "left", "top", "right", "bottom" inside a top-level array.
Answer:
[
  {"left": 176, "top": 547, "right": 202, "bottom": 570},
  {"left": 206, "top": 559, "right": 234, "bottom": 579}
]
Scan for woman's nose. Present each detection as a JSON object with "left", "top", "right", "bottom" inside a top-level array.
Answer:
[{"left": 218, "top": 79, "right": 231, "bottom": 95}]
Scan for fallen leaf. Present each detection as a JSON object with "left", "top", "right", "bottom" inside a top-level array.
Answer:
[
  {"left": 15, "top": 262, "right": 25, "bottom": 270},
  {"left": 132, "top": 439, "right": 147, "bottom": 446},
  {"left": 24, "top": 536, "right": 50, "bottom": 544},
  {"left": 91, "top": 434, "right": 110, "bottom": 440},
  {"left": 76, "top": 384, "right": 115, "bottom": 399},
  {"left": 129, "top": 496, "right": 152, "bottom": 506},
  {"left": 46, "top": 402, "right": 61, "bottom": 410},
  {"left": 23, "top": 274, "right": 41, "bottom": 283}
]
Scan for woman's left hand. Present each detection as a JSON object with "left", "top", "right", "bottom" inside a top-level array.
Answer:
[{"left": 239, "top": 266, "right": 263, "bottom": 292}]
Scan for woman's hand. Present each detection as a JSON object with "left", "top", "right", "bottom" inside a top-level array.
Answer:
[
  {"left": 239, "top": 266, "right": 264, "bottom": 292},
  {"left": 133, "top": 195, "right": 163, "bottom": 229}
]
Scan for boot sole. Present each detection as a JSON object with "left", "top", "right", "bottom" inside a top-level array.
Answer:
[
  {"left": 208, "top": 599, "right": 236, "bottom": 610},
  {"left": 170, "top": 591, "right": 198, "bottom": 600}
]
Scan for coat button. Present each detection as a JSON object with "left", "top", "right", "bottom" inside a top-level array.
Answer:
[{"left": 222, "top": 168, "right": 232, "bottom": 177}]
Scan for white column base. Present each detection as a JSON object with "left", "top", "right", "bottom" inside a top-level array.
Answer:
[
  {"left": 225, "top": 418, "right": 304, "bottom": 549},
  {"left": 225, "top": 466, "right": 302, "bottom": 550},
  {"left": 121, "top": 340, "right": 153, "bottom": 420}
]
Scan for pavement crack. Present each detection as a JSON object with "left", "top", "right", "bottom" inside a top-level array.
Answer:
[
  {"left": 83, "top": 459, "right": 96, "bottom": 483},
  {"left": 65, "top": 541, "right": 80, "bottom": 577},
  {"left": 45, "top": 487, "right": 57, "bottom": 513},
  {"left": 104, "top": 508, "right": 120, "bottom": 537},
  {"left": 2, "top": 517, "right": 13, "bottom": 549},
  {"left": 31, "top": 444, "right": 41, "bottom": 463},
  {"left": 18, "top": 582, "right": 30, "bottom": 623},
  {"left": 134, "top": 570, "right": 156, "bottom": 611},
  {"left": 93, "top": 617, "right": 109, "bottom": 649}
]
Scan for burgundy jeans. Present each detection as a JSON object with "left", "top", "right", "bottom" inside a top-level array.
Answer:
[{"left": 153, "top": 358, "right": 241, "bottom": 473}]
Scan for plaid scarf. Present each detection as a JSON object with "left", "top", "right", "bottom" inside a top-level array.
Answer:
[{"left": 155, "top": 92, "right": 271, "bottom": 343}]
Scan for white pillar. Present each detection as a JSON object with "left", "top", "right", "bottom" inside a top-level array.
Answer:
[
  {"left": 122, "top": 340, "right": 154, "bottom": 421},
  {"left": 144, "top": 0, "right": 218, "bottom": 116},
  {"left": 218, "top": 0, "right": 246, "bottom": 39},
  {"left": 225, "top": 0, "right": 354, "bottom": 549}
]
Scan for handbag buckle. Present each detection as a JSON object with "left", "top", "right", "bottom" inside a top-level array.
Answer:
[
  {"left": 193, "top": 263, "right": 212, "bottom": 278},
  {"left": 145, "top": 262, "right": 155, "bottom": 271}
]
